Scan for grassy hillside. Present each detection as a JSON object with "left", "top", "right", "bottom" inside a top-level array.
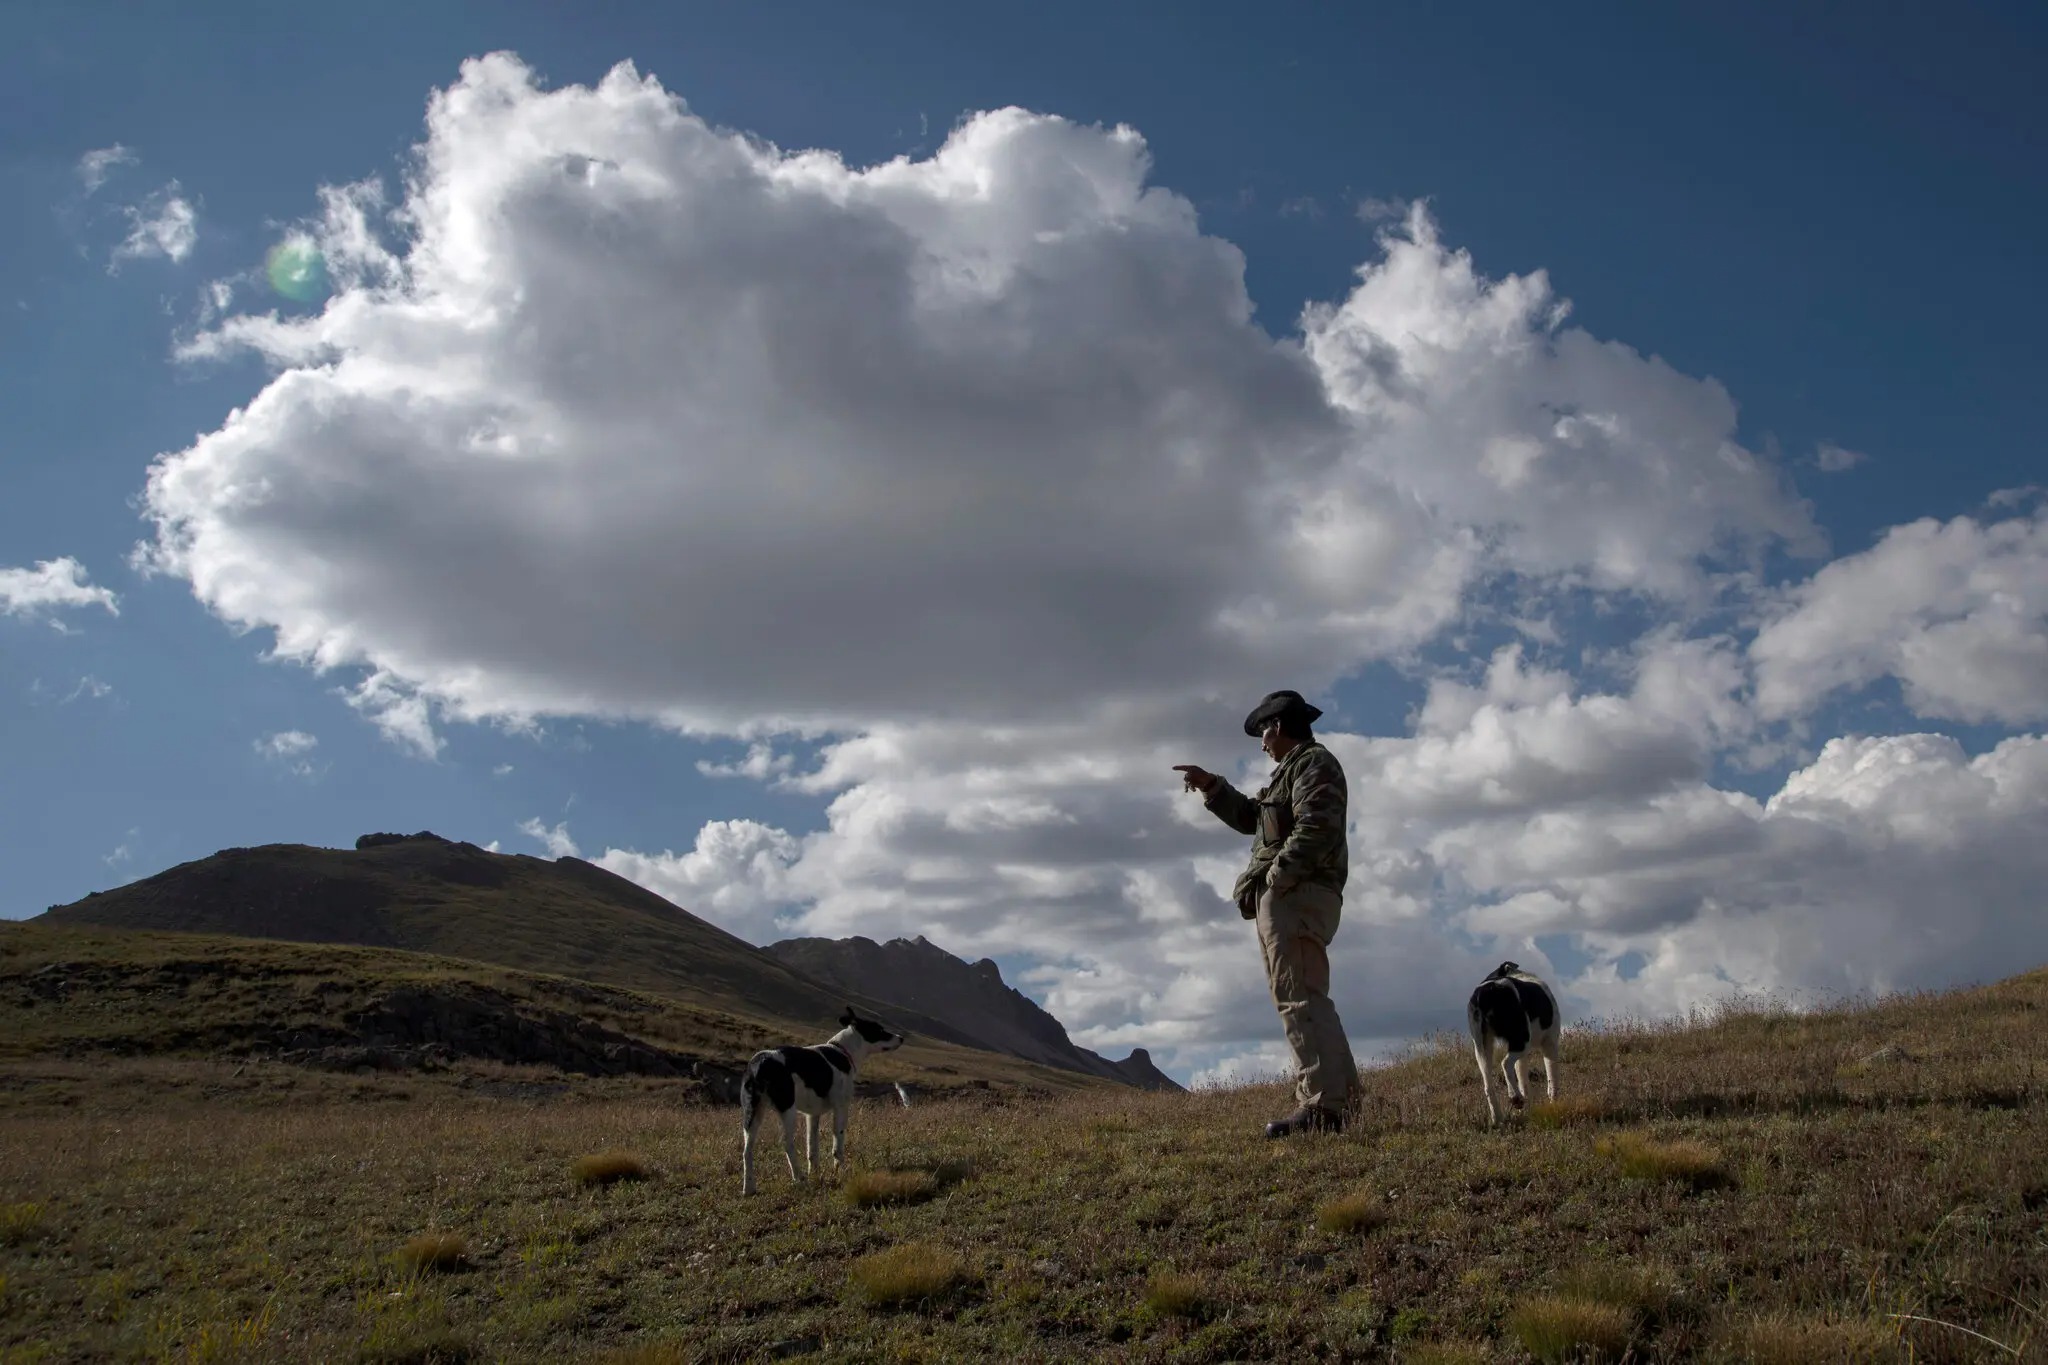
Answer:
[
  {"left": 0, "top": 922, "right": 1114, "bottom": 1102},
  {"left": 1, "top": 961, "right": 2041, "bottom": 1362},
  {"left": 34, "top": 836, "right": 990, "bottom": 1056}
]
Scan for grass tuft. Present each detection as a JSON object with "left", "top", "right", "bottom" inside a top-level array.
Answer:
[
  {"left": 841, "top": 1169, "right": 938, "bottom": 1208},
  {"left": 356, "top": 1328, "right": 473, "bottom": 1364},
  {"left": 1510, "top": 1295, "right": 1634, "bottom": 1362},
  {"left": 393, "top": 1232, "right": 469, "bottom": 1275},
  {"left": 848, "top": 1243, "right": 968, "bottom": 1308},
  {"left": 1142, "top": 1267, "right": 1207, "bottom": 1319},
  {"left": 0, "top": 1202, "right": 47, "bottom": 1246},
  {"left": 1597, "top": 1130, "right": 1732, "bottom": 1189},
  {"left": 1554, "top": 1261, "right": 1674, "bottom": 1318},
  {"left": 1527, "top": 1094, "right": 1608, "bottom": 1128},
  {"left": 1404, "top": 1342, "right": 1493, "bottom": 1365},
  {"left": 1717, "top": 1311, "right": 1901, "bottom": 1363},
  {"left": 1315, "top": 1190, "right": 1389, "bottom": 1235},
  {"left": 569, "top": 1149, "right": 649, "bottom": 1187}
]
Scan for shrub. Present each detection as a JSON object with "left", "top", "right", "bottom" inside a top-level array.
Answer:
[
  {"left": 1405, "top": 1340, "right": 1492, "bottom": 1365},
  {"left": 1717, "top": 1311, "right": 1901, "bottom": 1363},
  {"left": 394, "top": 1233, "right": 469, "bottom": 1275},
  {"left": 1142, "top": 1268, "right": 1206, "bottom": 1320},
  {"left": 0, "top": 1203, "right": 47, "bottom": 1247},
  {"left": 848, "top": 1243, "right": 968, "bottom": 1308},
  {"left": 1316, "top": 1190, "right": 1389, "bottom": 1235},
  {"left": 570, "top": 1150, "right": 650, "bottom": 1187},
  {"left": 1510, "top": 1295, "right": 1634, "bottom": 1362},
  {"left": 1597, "top": 1131, "right": 1732, "bottom": 1190},
  {"left": 841, "top": 1170, "right": 937, "bottom": 1208},
  {"left": 1528, "top": 1095, "right": 1608, "bottom": 1129}
]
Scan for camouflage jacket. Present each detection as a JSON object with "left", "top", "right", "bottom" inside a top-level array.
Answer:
[{"left": 1203, "top": 741, "right": 1349, "bottom": 916}]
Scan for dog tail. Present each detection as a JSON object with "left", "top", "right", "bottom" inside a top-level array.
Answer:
[{"left": 738, "top": 1059, "right": 758, "bottom": 1130}]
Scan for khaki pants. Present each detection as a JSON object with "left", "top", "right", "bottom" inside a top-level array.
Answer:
[{"left": 1256, "top": 883, "right": 1359, "bottom": 1113}]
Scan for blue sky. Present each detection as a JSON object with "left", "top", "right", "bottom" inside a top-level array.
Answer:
[{"left": 4, "top": 1, "right": 2045, "bottom": 1081}]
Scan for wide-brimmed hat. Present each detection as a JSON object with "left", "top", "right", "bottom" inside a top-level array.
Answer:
[{"left": 1243, "top": 690, "right": 1323, "bottom": 737}]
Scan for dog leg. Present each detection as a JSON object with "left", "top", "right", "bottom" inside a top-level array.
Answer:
[
  {"left": 1541, "top": 1036, "right": 1561, "bottom": 1103},
  {"left": 1502, "top": 1049, "right": 1529, "bottom": 1113},
  {"left": 1473, "top": 1037, "right": 1502, "bottom": 1126},
  {"left": 832, "top": 1096, "right": 850, "bottom": 1172},
  {"left": 741, "top": 1114, "right": 757, "bottom": 1196},
  {"left": 804, "top": 1112, "right": 820, "bottom": 1180},
  {"left": 780, "top": 1110, "right": 804, "bottom": 1184}
]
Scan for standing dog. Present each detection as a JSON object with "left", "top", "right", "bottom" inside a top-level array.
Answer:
[
  {"left": 740, "top": 1006, "right": 905, "bottom": 1195},
  {"left": 1467, "top": 962, "right": 1560, "bottom": 1126}
]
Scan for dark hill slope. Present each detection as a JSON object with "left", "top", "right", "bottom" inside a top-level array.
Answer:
[
  {"left": 36, "top": 832, "right": 980, "bottom": 1051},
  {"left": 766, "top": 934, "right": 1182, "bottom": 1090}
]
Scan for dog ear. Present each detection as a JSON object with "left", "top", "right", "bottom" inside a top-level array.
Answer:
[{"left": 840, "top": 1005, "right": 856, "bottom": 1026}]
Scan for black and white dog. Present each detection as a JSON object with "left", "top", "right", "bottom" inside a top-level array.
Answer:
[
  {"left": 740, "top": 1006, "right": 905, "bottom": 1195},
  {"left": 1467, "top": 961, "right": 1561, "bottom": 1126}
]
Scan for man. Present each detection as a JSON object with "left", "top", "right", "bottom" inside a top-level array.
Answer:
[{"left": 1175, "top": 690, "right": 1360, "bottom": 1138}]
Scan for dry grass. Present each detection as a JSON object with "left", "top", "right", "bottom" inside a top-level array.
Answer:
[
  {"left": 1315, "top": 1189, "right": 1389, "bottom": 1234},
  {"left": 847, "top": 1242, "right": 969, "bottom": 1307},
  {"left": 1527, "top": 1094, "right": 1608, "bottom": 1128},
  {"left": 1511, "top": 1295, "right": 1636, "bottom": 1361},
  {"left": 840, "top": 1168, "right": 937, "bottom": 1207},
  {"left": 0, "top": 963, "right": 2042, "bottom": 1362},
  {"left": 569, "top": 1149, "right": 649, "bottom": 1187},
  {"left": 1715, "top": 1311, "right": 1903, "bottom": 1363},
  {"left": 1597, "top": 1129, "right": 1732, "bottom": 1189},
  {"left": 1141, "top": 1266, "right": 1207, "bottom": 1319},
  {"left": 394, "top": 1231, "right": 470, "bottom": 1275}
]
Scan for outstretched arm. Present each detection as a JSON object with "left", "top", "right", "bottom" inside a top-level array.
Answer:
[{"left": 1177, "top": 764, "right": 1258, "bottom": 835}]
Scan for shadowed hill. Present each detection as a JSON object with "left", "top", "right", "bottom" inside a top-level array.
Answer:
[
  {"left": 34, "top": 832, "right": 986, "bottom": 1055},
  {"left": 766, "top": 934, "right": 1182, "bottom": 1091},
  {"left": 0, "top": 921, "right": 1110, "bottom": 1101}
]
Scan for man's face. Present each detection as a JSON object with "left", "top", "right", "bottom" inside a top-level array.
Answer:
[{"left": 1259, "top": 717, "right": 1295, "bottom": 762}]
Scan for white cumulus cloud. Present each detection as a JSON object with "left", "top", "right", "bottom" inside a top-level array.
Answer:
[
  {"left": 125, "top": 52, "right": 2044, "bottom": 1078},
  {"left": 0, "top": 557, "right": 119, "bottom": 624},
  {"left": 1752, "top": 501, "right": 2048, "bottom": 726}
]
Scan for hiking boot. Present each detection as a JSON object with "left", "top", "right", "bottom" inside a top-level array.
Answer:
[{"left": 1264, "top": 1105, "right": 1343, "bottom": 1139}]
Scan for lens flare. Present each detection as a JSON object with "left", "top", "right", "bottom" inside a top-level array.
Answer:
[{"left": 265, "top": 238, "right": 329, "bottom": 303}]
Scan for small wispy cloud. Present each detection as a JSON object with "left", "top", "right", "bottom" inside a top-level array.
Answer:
[
  {"left": 77, "top": 144, "right": 138, "bottom": 195},
  {"left": 62, "top": 675, "right": 114, "bottom": 704},
  {"left": 0, "top": 557, "right": 119, "bottom": 625},
  {"left": 342, "top": 671, "right": 441, "bottom": 760},
  {"left": 695, "top": 742, "right": 796, "bottom": 783},
  {"left": 110, "top": 183, "right": 198, "bottom": 270},
  {"left": 517, "top": 818, "right": 581, "bottom": 859},
  {"left": 255, "top": 729, "right": 324, "bottom": 778},
  {"left": 1356, "top": 194, "right": 1413, "bottom": 224},
  {"left": 1815, "top": 441, "right": 1867, "bottom": 473},
  {"left": 492, "top": 763, "right": 514, "bottom": 778},
  {"left": 1279, "top": 195, "right": 1325, "bottom": 221},
  {"left": 103, "top": 828, "right": 140, "bottom": 867}
]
